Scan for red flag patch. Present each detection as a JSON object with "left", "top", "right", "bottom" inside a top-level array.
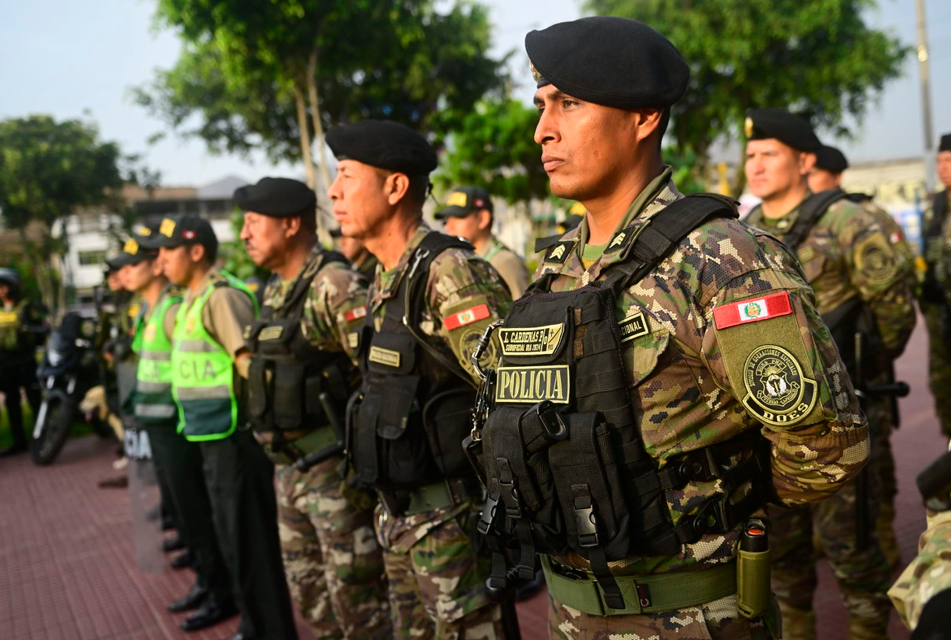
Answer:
[
  {"left": 713, "top": 292, "right": 792, "bottom": 330},
  {"left": 344, "top": 306, "right": 368, "bottom": 323},
  {"left": 445, "top": 303, "right": 490, "bottom": 331}
]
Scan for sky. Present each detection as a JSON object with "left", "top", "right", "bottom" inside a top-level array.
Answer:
[{"left": 0, "top": 0, "right": 948, "bottom": 188}]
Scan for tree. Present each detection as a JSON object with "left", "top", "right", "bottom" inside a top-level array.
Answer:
[
  {"left": 138, "top": 0, "right": 505, "bottom": 206},
  {"left": 584, "top": 0, "right": 909, "bottom": 194},
  {"left": 0, "top": 115, "right": 142, "bottom": 312}
]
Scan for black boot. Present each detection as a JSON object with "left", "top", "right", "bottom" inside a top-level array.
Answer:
[
  {"left": 168, "top": 581, "right": 209, "bottom": 613},
  {"left": 179, "top": 598, "right": 238, "bottom": 632}
]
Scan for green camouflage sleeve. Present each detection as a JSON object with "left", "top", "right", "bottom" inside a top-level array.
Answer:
[
  {"left": 704, "top": 243, "right": 869, "bottom": 506},
  {"left": 835, "top": 202, "right": 916, "bottom": 357},
  {"left": 425, "top": 250, "right": 512, "bottom": 384},
  {"left": 301, "top": 262, "right": 369, "bottom": 366}
]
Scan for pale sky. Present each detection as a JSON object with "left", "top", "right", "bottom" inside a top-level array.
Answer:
[{"left": 1, "top": 0, "right": 948, "bottom": 188}]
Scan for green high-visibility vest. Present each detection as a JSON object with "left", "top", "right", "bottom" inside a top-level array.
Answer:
[
  {"left": 133, "top": 293, "right": 181, "bottom": 424},
  {"left": 0, "top": 299, "right": 28, "bottom": 351},
  {"left": 171, "top": 272, "right": 257, "bottom": 442}
]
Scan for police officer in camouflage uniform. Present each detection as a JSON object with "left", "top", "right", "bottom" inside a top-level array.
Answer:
[
  {"left": 436, "top": 186, "right": 531, "bottom": 298},
  {"left": 927, "top": 133, "right": 951, "bottom": 437},
  {"left": 744, "top": 109, "right": 916, "bottom": 639},
  {"left": 237, "top": 177, "right": 390, "bottom": 638},
  {"left": 474, "top": 18, "right": 868, "bottom": 640},
  {"left": 808, "top": 143, "right": 916, "bottom": 569},
  {"left": 0, "top": 267, "right": 44, "bottom": 456},
  {"left": 327, "top": 120, "right": 513, "bottom": 639}
]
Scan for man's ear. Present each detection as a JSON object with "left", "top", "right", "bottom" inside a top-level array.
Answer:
[
  {"left": 284, "top": 216, "right": 303, "bottom": 238},
  {"left": 386, "top": 172, "right": 411, "bottom": 206},
  {"left": 189, "top": 244, "right": 206, "bottom": 264},
  {"left": 632, "top": 108, "right": 663, "bottom": 146},
  {"left": 799, "top": 152, "right": 817, "bottom": 176},
  {"left": 477, "top": 209, "right": 492, "bottom": 232}
]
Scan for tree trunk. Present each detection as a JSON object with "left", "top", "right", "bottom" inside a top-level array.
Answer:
[
  {"left": 294, "top": 84, "right": 316, "bottom": 190},
  {"left": 306, "top": 43, "right": 333, "bottom": 243}
]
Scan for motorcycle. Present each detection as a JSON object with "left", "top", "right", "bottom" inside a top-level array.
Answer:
[{"left": 31, "top": 309, "right": 104, "bottom": 465}]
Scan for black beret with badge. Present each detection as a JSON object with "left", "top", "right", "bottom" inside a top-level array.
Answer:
[
  {"left": 148, "top": 214, "right": 219, "bottom": 256},
  {"left": 326, "top": 120, "right": 438, "bottom": 175},
  {"left": 233, "top": 177, "right": 316, "bottom": 217},
  {"left": 813, "top": 145, "right": 849, "bottom": 174},
  {"left": 525, "top": 16, "right": 690, "bottom": 109},
  {"left": 745, "top": 108, "right": 821, "bottom": 152},
  {"left": 435, "top": 186, "right": 493, "bottom": 220},
  {"left": 940, "top": 133, "right": 951, "bottom": 153}
]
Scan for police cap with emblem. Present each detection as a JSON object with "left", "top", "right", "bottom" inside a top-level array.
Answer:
[
  {"left": 940, "top": 133, "right": 951, "bottom": 154},
  {"left": 233, "top": 177, "right": 316, "bottom": 217},
  {"left": 326, "top": 120, "right": 438, "bottom": 176},
  {"left": 110, "top": 223, "right": 161, "bottom": 268},
  {"left": 526, "top": 17, "right": 689, "bottom": 109},
  {"left": 148, "top": 214, "right": 219, "bottom": 257},
  {"left": 435, "top": 186, "right": 493, "bottom": 220},
  {"left": 813, "top": 145, "right": 849, "bottom": 174},
  {"left": 745, "top": 108, "right": 821, "bottom": 152}
]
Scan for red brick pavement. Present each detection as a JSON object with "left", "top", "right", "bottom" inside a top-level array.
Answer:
[{"left": 0, "top": 315, "right": 945, "bottom": 639}]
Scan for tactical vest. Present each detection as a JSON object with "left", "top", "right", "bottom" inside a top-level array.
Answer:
[
  {"left": 172, "top": 272, "right": 258, "bottom": 442},
  {"left": 245, "top": 251, "right": 354, "bottom": 433},
  {"left": 133, "top": 293, "right": 181, "bottom": 424},
  {"left": 475, "top": 195, "right": 771, "bottom": 610},
  {"left": 350, "top": 232, "right": 480, "bottom": 496}
]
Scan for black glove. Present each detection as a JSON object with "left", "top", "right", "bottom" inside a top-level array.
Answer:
[{"left": 913, "top": 587, "right": 951, "bottom": 640}]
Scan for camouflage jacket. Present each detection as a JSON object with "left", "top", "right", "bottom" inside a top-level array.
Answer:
[
  {"left": 536, "top": 170, "right": 868, "bottom": 576},
  {"left": 888, "top": 439, "right": 951, "bottom": 629},
  {"left": 746, "top": 193, "right": 916, "bottom": 359},
  {"left": 369, "top": 222, "right": 511, "bottom": 552},
  {"left": 852, "top": 195, "right": 917, "bottom": 293}
]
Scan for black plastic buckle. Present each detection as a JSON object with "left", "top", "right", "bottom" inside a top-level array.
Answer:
[
  {"left": 535, "top": 400, "right": 568, "bottom": 442},
  {"left": 691, "top": 493, "right": 730, "bottom": 537},
  {"left": 573, "top": 501, "right": 599, "bottom": 547},
  {"left": 478, "top": 493, "right": 499, "bottom": 535}
]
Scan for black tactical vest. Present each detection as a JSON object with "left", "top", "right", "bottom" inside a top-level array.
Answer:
[
  {"left": 350, "top": 232, "right": 480, "bottom": 493},
  {"left": 475, "top": 195, "right": 771, "bottom": 609},
  {"left": 245, "top": 251, "right": 354, "bottom": 432}
]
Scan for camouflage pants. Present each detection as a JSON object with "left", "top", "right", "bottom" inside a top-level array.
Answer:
[
  {"left": 770, "top": 473, "right": 892, "bottom": 639},
  {"left": 867, "top": 394, "right": 900, "bottom": 568},
  {"left": 922, "top": 303, "right": 951, "bottom": 436},
  {"left": 548, "top": 593, "right": 776, "bottom": 640},
  {"left": 276, "top": 458, "right": 390, "bottom": 639},
  {"left": 378, "top": 507, "right": 506, "bottom": 640}
]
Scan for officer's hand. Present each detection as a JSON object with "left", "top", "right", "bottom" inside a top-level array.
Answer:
[{"left": 912, "top": 587, "right": 951, "bottom": 639}]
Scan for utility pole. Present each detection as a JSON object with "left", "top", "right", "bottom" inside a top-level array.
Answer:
[{"left": 916, "top": 0, "right": 935, "bottom": 192}]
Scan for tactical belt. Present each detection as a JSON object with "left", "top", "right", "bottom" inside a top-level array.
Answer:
[
  {"left": 377, "top": 476, "right": 484, "bottom": 518},
  {"left": 269, "top": 424, "right": 339, "bottom": 466},
  {"left": 541, "top": 555, "right": 737, "bottom": 616}
]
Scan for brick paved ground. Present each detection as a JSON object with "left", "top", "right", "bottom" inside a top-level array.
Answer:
[{"left": 0, "top": 315, "right": 944, "bottom": 639}]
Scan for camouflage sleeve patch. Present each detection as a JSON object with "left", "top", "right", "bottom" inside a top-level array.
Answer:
[
  {"left": 853, "top": 234, "right": 899, "bottom": 287},
  {"left": 302, "top": 263, "right": 369, "bottom": 365},
  {"left": 888, "top": 510, "right": 951, "bottom": 629}
]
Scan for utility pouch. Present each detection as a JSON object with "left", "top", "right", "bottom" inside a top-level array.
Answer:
[{"left": 737, "top": 519, "right": 770, "bottom": 619}]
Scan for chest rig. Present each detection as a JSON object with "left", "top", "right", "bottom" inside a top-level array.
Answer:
[
  {"left": 245, "top": 251, "right": 354, "bottom": 434},
  {"left": 473, "top": 195, "right": 772, "bottom": 609},
  {"left": 349, "top": 232, "right": 480, "bottom": 497}
]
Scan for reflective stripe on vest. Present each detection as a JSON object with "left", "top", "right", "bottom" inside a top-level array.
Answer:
[
  {"left": 134, "top": 294, "right": 181, "bottom": 425},
  {"left": 171, "top": 273, "right": 256, "bottom": 441}
]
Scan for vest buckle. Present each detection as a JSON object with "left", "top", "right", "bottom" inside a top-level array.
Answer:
[
  {"left": 479, "top": 492, "right": 500, "bottom": 535},
  {"left": 571, "top": 487, "right": 599, "bottom": 548}
]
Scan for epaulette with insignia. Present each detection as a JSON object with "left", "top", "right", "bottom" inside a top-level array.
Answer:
[
  {"left": 544, "top": 242, "right": 573, "bottom": 264},
  {"left": 534, "top": 233, "right": 564, "bottom": 254}
]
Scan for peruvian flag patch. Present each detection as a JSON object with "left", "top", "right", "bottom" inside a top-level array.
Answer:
[
  {"left": 344, "top": 306, "right": 368, "bottom": 323},
  {"left": 444, "top": 303, "right": 490, "bottom": 331},
  {"left": 713, "top": 292, "right": 792, "bottom": 330}
]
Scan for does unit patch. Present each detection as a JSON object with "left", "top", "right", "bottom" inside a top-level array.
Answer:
[
  {"left": 855, "top": 235, "right": 897, "bottom": 285},
  {"left": 498, "top": 324, "right": 565, "bottom": 356},
  {"left": 495, "top": 365, "right": 570, "bottom": 404},
  {"left": 741, "top": 345, "right": 817, "bottom": 426}
]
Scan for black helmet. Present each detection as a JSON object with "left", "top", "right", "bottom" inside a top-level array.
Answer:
[{"left": 0, "top": 267, "right": 21, "bottom": 290}]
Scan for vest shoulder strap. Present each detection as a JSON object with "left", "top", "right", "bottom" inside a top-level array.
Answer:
[
  {"left": 603, "top": 193, "right": 739, "bottom": 292},
  {"left": 263, "top": 250, "right": 348, "bottom": 320},
  {"left": 845, "top": 192, "right": 872, "bottom": 204},
  {"left": 534, "top": 233, "right": 565, "bottom": 254},
  {"left": 783, "top": 189, "right": 849, "bottom": 250}
]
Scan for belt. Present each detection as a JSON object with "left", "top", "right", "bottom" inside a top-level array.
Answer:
[
  {"left": 541, "top": 555, "right": 737, "bottom": 616},
  {"left": 377, "top": 476, "right": 485, "bottom": 517},
  {"left": 269, "top": 424, "right": 339, "bottom": 466}
]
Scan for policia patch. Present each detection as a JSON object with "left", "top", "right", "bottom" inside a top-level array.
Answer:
[
  {"left": 741, "top": 345, "right": 818, "bottom": 426},
  {"left": 495, "top": 365, "right": 570, "bottom": 404}
]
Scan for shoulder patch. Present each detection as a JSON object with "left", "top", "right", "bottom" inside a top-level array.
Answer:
[
  {"left": 713, "top": 292, "right": 792, "bottom": 330},
  {"left": 444, "top": 303, "right": 489, "bottom": 331},
  {"left": 741, "top": 345, "right": 818, "bottom": 426},
  {"left": 619, "top": 311, "right": 650, "bottom": 342},
  {"left": 544, "top": 242, "right": 573, "bottom": 264},
  {"left": 854, "top": 235, "right": 898, "bottom": 285},
  {"left": 344, "top": 306, "right": 367, "bottom": 323},
  {"left": 605, "top": 226, "right": 635, "bottom": 254}
]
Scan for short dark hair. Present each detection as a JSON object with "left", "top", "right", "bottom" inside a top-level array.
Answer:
[
  {"left": 195, "top": 239, "right": 218, "bottom": 265},
  {"left": 407, "top": 175, "right": 431, "bottom": 208},
  {"left": 654, "top": 107, "right": 671, "bottom": 153}
]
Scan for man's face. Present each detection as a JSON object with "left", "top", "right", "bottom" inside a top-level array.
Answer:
[
  {"left": 240, "top": 211, "right": 292, "bottom": 269},
  {"left": 745, "top": 139, "right": 810, "bottom": 200},
  {"left": 807, "top": 168, "right": 842, "bottom": 194},
  {"left": 106, "top": 271, "right": 124, "bottom": 292},
  {"left": 443, "top": 211, "right": 485, "bottom": 243},
  {"left": 328, "top": 160, "right": 394, "bottom": 241},
  {"left": 938, "top": 151, "right": 951, "bottom": 189},
  {"left": 158, "top": 246, "right": 193, "bottom": 286},
  {"left": 0, "top": 284, "right": 9, "bottom": 300},
  {"left": 533, "top": 85, "right": 654, "bottom": 200},
  {"left": 120, "top": 260, "right": 154, "bottom": 293}
]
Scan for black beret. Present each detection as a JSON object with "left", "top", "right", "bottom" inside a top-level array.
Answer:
[
  {"left": 435, "top": 186, "right": 493, "bottom": 220},
  {"left": 813, "top": 145, "right": 849, "bottom": 174},
  {"left": 940, "top": 133, "right": 951, "bottom": 153},
  {"left": 745, "top": 108, "right": 821, "bottom": 152},
  {"left": 326, "top": 120, "right": 437, "bottom": 175},
  {"left": 233, "top": 177, "right": 316, "bottom": 217},
  {"left": 525, "top": 17, "right": 689, "bottom": 109}
]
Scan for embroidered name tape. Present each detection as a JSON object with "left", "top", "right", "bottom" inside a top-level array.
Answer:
[
  {"left": 445, "top": 303, "right": 489, "bottom": 331},
  {"left": 369, "top": 346, "right": 401, "bottom": 368},
  {"left": 713, "top": 292, "right": 792, "bottom": 330},
  {"left": 495, "top": 365, "right": 570, "bottom": 404},
  {"left": 498, "top": 324, "right": 565, "bottom": 356}
]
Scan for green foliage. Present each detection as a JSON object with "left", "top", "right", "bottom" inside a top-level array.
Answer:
[
  {"left": 431, "top": 98, "right": 549, "bottom": 206},
  {"left": 584, "top": 0, "right": 910, "bottom": 192}
]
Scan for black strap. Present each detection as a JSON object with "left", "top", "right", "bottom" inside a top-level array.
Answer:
[
  {"left": 534, "top": 233, "right": 564, "bottom": 253},
  {"left": 845, "top": 192, "right": 872, "bottom": 204},
  {"left": 782, "top": 189, "right": 849, "bottom": 250}
]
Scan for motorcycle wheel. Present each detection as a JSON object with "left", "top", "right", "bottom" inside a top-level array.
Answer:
[{"left": 31, "top": 389, "right": 74, "bottom": 466}]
